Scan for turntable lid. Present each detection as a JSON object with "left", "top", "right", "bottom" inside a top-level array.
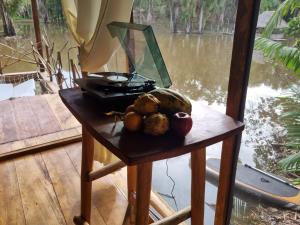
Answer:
[{"left": 108, "top": 22, "right": 172, "bottom": 88}]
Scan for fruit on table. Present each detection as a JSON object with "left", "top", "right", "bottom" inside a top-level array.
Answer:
[
  {"left": 125, "top": 104, "right": 136, "bottom": 114},
  {"left": 134, "top": 93, "right": 160, "bottom": 115},
  {"left": 144, "top": 113, "right": 169, "bottom": 136},
  {"left": 124, "top": 112, "right": 142, "bottom": 131},
  {"left": 171, "top": 112, "right": 193, "bottom": 137},
  {"left": 149, "top": 88, "right": 192, "bottom": 115}
]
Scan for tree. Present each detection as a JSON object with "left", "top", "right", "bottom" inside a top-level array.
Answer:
[{"left": 0, "top": 0, "right": 16, "bottom": 36}]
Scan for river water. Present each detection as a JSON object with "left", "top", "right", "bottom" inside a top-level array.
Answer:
[{"left": 1, "top": 22, "right": 299, "bottom": 224}]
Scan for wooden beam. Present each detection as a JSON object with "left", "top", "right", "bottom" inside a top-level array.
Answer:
[
  {"left": 0, "top": 134, "right": 81, "bottom": 161},
  {"left": 30, "top": 0, "right": 44, "bottom": 72},
  {"left": 151, "top": 207, "right": 191, "bottom": 225},
  {"left": 150, "top": 191, "right": 176, "bottom": 219},
  {"left": 214, "top": 1, "right": 261, "bottom": 225},
  {"left": 88, "top": 160, "right": 126, "bottom": 181}
]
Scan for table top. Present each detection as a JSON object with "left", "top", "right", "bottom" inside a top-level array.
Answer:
[{"left": 59, "top": 88, "right": 244, "bottom": 165}]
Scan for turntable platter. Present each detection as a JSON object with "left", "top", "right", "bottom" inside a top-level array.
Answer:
[{"left": 107, "top": 75, "right": 128, "bottom": 82}]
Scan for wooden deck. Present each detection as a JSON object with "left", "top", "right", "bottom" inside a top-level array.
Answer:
[
  {"left": 0, "top": 142, "right": 130, "bottom": 225},
  {"left": 0, "top": 94, "right": 81, "bottom": 160}
]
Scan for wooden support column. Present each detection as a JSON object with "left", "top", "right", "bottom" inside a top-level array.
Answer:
[
  {"left": 31, "top": 0, "right": 44, "bottom": 72},
  {"left": 191, "top": 149, "right": 206, "bottom": 225},
  {"left": 127, "top": 165, "right": 137, "bottom": 224},
  {"left": 74, "top": 127, "right": 94, "bottom": 224},
  {"left": 214, "top": 1, "right": 261, "bottom": 225},
  {"left": 135, "top": 162, "right": 152, "bottom": 225}
]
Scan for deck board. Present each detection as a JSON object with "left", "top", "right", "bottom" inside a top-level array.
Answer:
[
  {"left": 0, "top": 144, "right": 131, "bottom": 225},
  {"left": 41, "top": 147, "right": 106, "bottom": 225},
  {"left": 0, "top": 160, "right": 26, "bottom": 225},
  {"left": 0, "top": 142, "right": 178, "bottom": 225},
  {"left": 12, "top": 97, "right": 41, "bottom": 140},
  {"left": 44, "top": 94, "right": 80, "bottom": 130},
  {"left": 0, "top": 94, "right": 81, "bottom": 159},
  {"left": 29, "top": 95, "right": 61, "bottom": 135},
  {"left": 0, "top": 100, "right": 18, "bottom": 143},
  {"left": 65, "top": 143, "right": 128, "bottom": 225},
  {"left": 14, "top": 154, "right": 67, "bottom": 225}
]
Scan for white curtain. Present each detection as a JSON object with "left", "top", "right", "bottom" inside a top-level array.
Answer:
[
  {"left": 61, "top": 0, "right": 134, "bottom": 164},
  {"left": 61, "top": 0, "right": 134, "bottom": 72}
]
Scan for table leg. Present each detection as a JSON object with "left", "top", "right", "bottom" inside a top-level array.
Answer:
[
  {"left": 75, "top": 127, "right": 94, "bottom": 224},
  {"left": 135, "top": 162, "right": 153, "bottom": 225},
  {"left": 214, "top": 137, "right": 238, "bottom": 225},
  {"left": 191, "top": 148, "right": 206, "bottom": 225},
  {"left": 128, "top": 165, "right": 137, "bottom": 224}
]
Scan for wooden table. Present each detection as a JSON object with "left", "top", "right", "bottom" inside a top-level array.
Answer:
[{"left": 59, "top": 88, "right": 244, "bottom": 225}]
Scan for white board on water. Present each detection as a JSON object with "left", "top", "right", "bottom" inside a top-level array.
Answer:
[
  {"left": 14, "top": 79, "right": 36, "bottom": 98},
  {"left": 0, "top": 83, "right": 14, "bottom": 101},
  {"left": 0, "top": 79, "right": 36, "bottom": 101}
]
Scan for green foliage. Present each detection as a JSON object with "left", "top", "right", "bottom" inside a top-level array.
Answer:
[
  {"left": 280, "top": 152, "right": 300, "bottom": 172},
  {"left": 5, "top": 0, "right": 29, "bottom": 19},
  {"left": 257, "top": 1, "right": 300, "bottom": 181},
  {"left": 285, "top": 16, "right": 300, "bottom": 37},
  {"left": 278, "top": 91, "right": 300, "bottom": 174},
  {"left": 255, "top": 37, "right": 300, "bottom": 77},
  {"left": 260, "top": 0, "right": 280, "bottom": 12},
  {"left": 292, "top": 177, "right": 300, "bottom": 185},
  {"left": 179, "top": 0, "right": 195, "bottom": 24},
  {"left": 46, "top": 0, "right": 64, "bottom": 23},
  {"left": 261, "top": 0, "right": 294, "bottom": 38}
]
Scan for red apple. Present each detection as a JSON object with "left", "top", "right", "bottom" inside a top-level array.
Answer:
[{"left": 171, "top": 112, "right": 193, "bottom": 137}]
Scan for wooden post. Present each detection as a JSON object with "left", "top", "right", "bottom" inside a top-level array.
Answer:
[
  {"left": 214, "top": 1, "right": 261, "bottom": 225},
  {"left": 74, "top": 127, "right": 94, "bottom": 224},
  {"left": 56, "top": 51, "right": 64, "bottom": 89},
  {"left": 31, "top": 0, "right": 44, "bottom": 72},
  {"left": 135, "top": 162, "right": 152, "bottom": 225},
  {"left": 191, "top": 149, "right": 206, "bottom": 225},
  {"left": 127, "top": 166, "right": 137, "bottom": 224},
  {"left": 70, "top": 59, "right": 76, "bottom": 86},
  {"left": 45, "top": 44, "right": 52, "bottom": 81},
  {"left": 0, "top": 60, "right": 2, "bottom": 74}
]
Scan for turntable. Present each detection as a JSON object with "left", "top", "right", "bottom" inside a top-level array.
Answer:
[{"left": 75, "top": 22, "right": 172, "bottom": 106}]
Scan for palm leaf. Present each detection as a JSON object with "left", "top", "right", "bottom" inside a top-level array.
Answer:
[
  {"left": 262, "top": 0, "right": 300, "bottom": 38},
  {"left": 255, "top": 37, "right": 300, "bottom": 77},
  {"left": 292, "top": 177, "right": 300, "bottom": 185},
  {"left": 279, "top": 152, "right": 300, "bottom": 172}
]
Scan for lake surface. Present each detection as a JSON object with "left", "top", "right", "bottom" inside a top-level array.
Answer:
[{"left": 1, "top": 22, "right": 299, "bottom": 224}]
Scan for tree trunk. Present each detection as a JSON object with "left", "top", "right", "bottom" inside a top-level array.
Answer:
[
  {"left": 38, "top": 0, "right": 49, "bottom": 23},
  {"left": 196, "top": 0, "right": 206, "bottom": 34},
  {"left": 169, "top": 0, "right": 180, "bottom": 33},
  {"left": 0, "top": 0, "right": 16, "bottom": 36},
  {"left": 186, "top": 17, "right": 191, "bottom": 33},
  {"left": 169, "top": 0, "right": 175, "bottom": 32},
  {"left": 147, "top": 0, "right": 153, "bottom": 23}
]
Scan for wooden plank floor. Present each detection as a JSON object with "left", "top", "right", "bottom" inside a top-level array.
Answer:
[
  {"left": 0, "top": 142, "right": 129, "bottom": 225},
  {"left": 0, "top": 94, "right": 81, "bottom": 158}
]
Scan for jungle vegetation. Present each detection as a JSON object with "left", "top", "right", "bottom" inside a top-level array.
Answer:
[
  {"left": 0, "top": 0, "right": 281, "bottom": 37},
  {"left": 254, "top": 0, "right": 300, "bottom": 184}
]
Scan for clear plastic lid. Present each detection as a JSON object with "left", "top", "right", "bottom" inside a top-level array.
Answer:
[{"left": 107, "top": 22, "right": 172, "bottom": 88}]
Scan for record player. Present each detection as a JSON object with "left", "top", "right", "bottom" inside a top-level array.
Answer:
[{"left": 76, "top": 22, "right": 172, "bottom": 106}]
